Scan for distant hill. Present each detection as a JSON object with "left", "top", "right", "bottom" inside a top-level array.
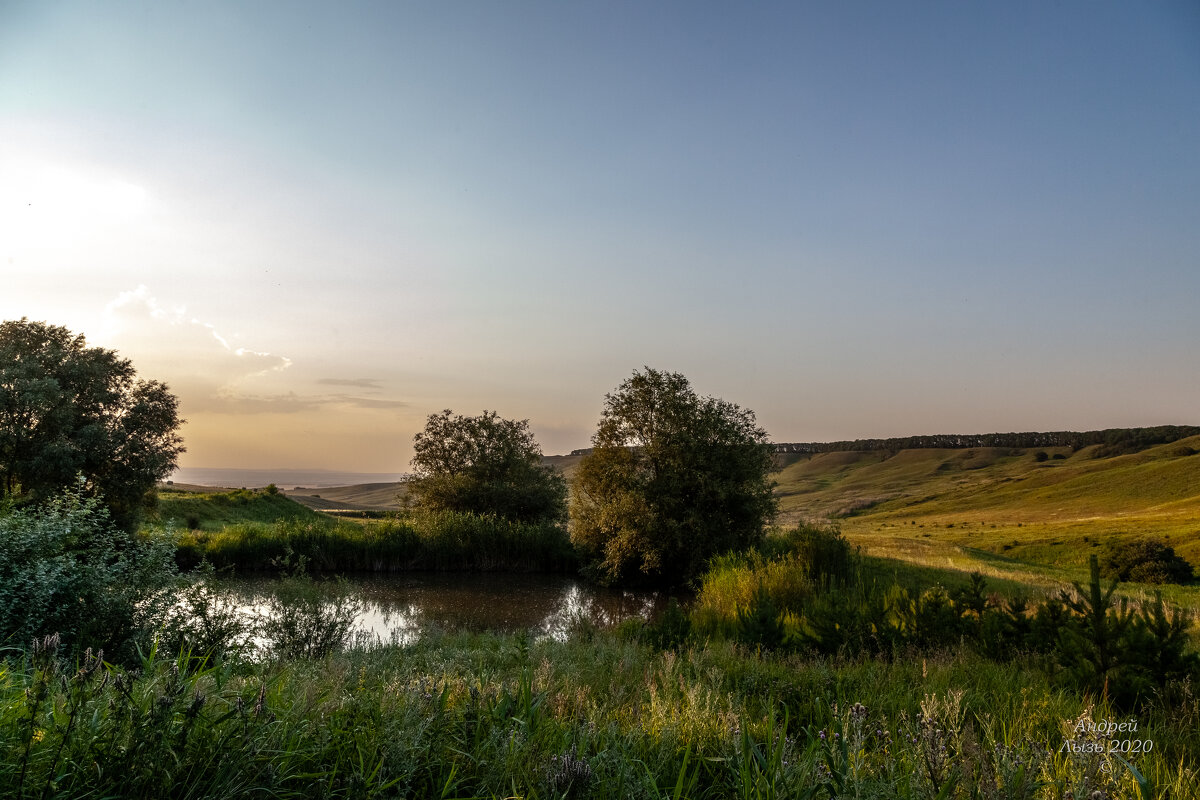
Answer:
[
  {"left": 774, "top": 435, "right": 1200, "bottom": 570},
  {"left": 168, "top": 467, "right": 409, "bottom": 490},
  {"left": 280, "top": 456, "right": 587, "bottom": 513},
  {"left": 284, "top": 482, "right": 408, "bottom": 512},
  {"left": 570, "top": 425, "right": 1200, "bottom": 458}
]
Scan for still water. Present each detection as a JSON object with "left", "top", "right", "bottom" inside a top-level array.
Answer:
[{"left": 208, "top": 572, "right": 668, "bottom": 644}]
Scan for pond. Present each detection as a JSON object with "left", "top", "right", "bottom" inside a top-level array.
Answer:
[{"left": 206, "top": 572, "right": 671, "bottom": 644}]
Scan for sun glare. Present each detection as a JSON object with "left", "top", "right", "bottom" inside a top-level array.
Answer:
[{"left": 1, "top": 160, "right": 151, "bottom": 251}]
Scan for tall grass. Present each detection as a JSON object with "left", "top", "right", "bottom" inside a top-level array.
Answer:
[
  {"left": 2, "top": 629, "right": 1195, "bottom": 798},
  {"left": 173, "top": 509, "right": 578, "bottom": 573}
]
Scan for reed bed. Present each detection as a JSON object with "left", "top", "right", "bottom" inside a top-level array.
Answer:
[{"left": 173, "top": 510, "right": 579, "bottom": 574}]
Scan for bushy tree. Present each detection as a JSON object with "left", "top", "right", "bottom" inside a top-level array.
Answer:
[
  {"left": 570, "top": 368, "right": 776, "bottom": 586},
  {"left": 407, "top": 409, "right": 566, "bottom": 524},
  {"left": 0, "top": 318, "right": 184, "bottom": 529}
]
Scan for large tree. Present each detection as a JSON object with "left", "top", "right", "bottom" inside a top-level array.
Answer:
[
  {"left": 570, "top": 368, "right": 777, "bottom": 586},
  {"left": 0, "top": 319, "right": 184, "bottom": 529},
  {"left": 408, "top": 409, "right": 566, "bottom": 524}
]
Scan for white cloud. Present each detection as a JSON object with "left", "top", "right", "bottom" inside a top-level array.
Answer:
[
  {"left": 102, "top": 285, "right": 292, "bottom": 407},
  {"left": 100, "top": 286, "right": 402, "bottom": 416}
]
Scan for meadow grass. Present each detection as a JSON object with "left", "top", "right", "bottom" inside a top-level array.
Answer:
[
  {"left": 2, "top": 628, "right": 1195, "bottom": 799},
  {"left": 149, "top": 486, "right": 321, "bottom": 530},
  {"left": 770, "top": 437, "right": 1200, "bottom": 621}
]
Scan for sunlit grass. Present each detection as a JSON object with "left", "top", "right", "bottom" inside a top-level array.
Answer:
[{"left": 3, "top": 629, "right": 1195, "bottom": 798}]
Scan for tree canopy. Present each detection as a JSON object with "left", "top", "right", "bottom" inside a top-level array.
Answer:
[
  {"left": 570, "top": 368, "right": 776, "bottom": 586},
  {"left": 407, "top": 409, "right": 566, "bottom": 524},
  {"left": 0, "top": 318, "right": 184, "bottom": 529}
]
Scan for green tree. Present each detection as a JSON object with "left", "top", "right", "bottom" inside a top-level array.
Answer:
[
  {"left": 570, "top": 368, "right": 776, "bottom": 586},
  {"left": 407, "top": 409, "right": 567, "bottom": 524},
  {"left": 1058, "top": 554, "right": 1138, "bottom": 705},
  {"left": 0, "top": 319, "right": 184, "bottom": 529}
]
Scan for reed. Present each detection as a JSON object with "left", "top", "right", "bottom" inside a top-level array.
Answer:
[{"left": 173, "top": 509, "right": 578, "bottom": 574}]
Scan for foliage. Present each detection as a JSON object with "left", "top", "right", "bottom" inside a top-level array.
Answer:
[
  {"left": 0, "top": 318, "right": 184, "bottom": 529},
  {"left": 259, "top": 569, "right": 363, "bottom": 660},
  {"left": 770, "top": 425, "right": 1200, "bottom": 456},
  {"left": 735, "top": 583, "right": 786, "bottom": 650},
  {"left": 570, "top": 368, "right": 776, "bottom": 586},
  {"left": 1099, "top": 538, "right": 1195, "bottom": 585},
  {"left": 0, "top": 483, "right": 178, "bottom": 661},
  {"left": 407, "top": 409, "right": 567, "bottom": 524},
  {"left": 156, "top": 562, "right": 256, "bottom": 663},
  {"left": 1058, "top": 555, "right": 1139, "bottom": 705},
  {"left": 175, "top": 511, "right": 578, "bottom": 573},
  {"left": 690, "top": 547, "right": 1199, "bottom": 712},
  {"left": 761, "top": 523, "right": 855, "bottom": 588}
]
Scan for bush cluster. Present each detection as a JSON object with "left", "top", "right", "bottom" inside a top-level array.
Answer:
[
  {"left": 1099, "top": 538, "right": 1195, "bottom": 585},
  {"left": 0, "top": 485, "right": 178, "bottom": 662}
]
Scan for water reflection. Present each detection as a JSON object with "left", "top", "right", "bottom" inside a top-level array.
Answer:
[{"left": 207, "top": 573, "right": 668, "bottom": 644}]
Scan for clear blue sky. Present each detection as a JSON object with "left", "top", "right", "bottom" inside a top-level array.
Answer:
[{"left": 2, "top": 1, "right": 1198, "bottom": 470}]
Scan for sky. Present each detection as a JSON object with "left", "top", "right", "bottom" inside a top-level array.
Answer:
[{"left": 2, "top": 1, "right": 1198, "bottom": 473}]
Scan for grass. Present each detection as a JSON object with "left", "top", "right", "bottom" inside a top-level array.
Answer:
[
  {"left": 771, "top": 436, "right": 1200, "bottom": 614},
  {"left": 149, "top": 486, "right": 321, "bottom": 530},
  {"left": 2, "top": 628, "right": 1195, "bottom": 799}
]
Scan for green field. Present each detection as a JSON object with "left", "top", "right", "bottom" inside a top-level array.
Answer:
[
  {"left": 150, "top": 485, "right": 323, "bottom": 530},
  {"left": 771, "top": 436, "right": 1200, "bottom": 609}
]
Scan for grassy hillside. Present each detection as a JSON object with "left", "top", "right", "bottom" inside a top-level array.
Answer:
[
  {"left": 773, "top": 435, "right": 1200, "bottom": 604},
  {"left": 284, "top": 482, "right": 407, "bottom": 512},
  {"left": 149, "top": 486, "right": 321, "bottom": 530}
]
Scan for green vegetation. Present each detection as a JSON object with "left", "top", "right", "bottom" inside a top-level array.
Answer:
[
  {"left": 770, "top": 436, "right": 1200, "bottom": 604},
  {"left": 772, "top": 425, "right": 1200, "bottom": 457},
  {"left": 408, "top": 409, "right": 567, "bottom": 524},
  {"left": 2, "top": 627, "right": 1195, "bottom": 799},
  {"left": 571, "top": 368, "right": 776, "bottom": 587},
  {"left": 0, "top": 318, "right": 184, "bottom": 530},
  {"left": 690, "top": 529, "right": 1198, "bottom": 711},
  {"left": 4, "top": 477, "right": 1200, "bottom": 796},
  {"left": 0, "top": 484, "right": 178, "bottom": 663},
  {"left": 151, "top": 485, "right": 321, "bottom": 530},
  {"left": 4, "top": 332, "right": 1199, "bottom": 795},
  {"left": 174, "top": 511, "right": 578, "bottom": 573},
  {"left": 1100, "top": 539, "right": 1195, "bottom": 585}
]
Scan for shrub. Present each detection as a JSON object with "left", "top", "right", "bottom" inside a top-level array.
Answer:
[
  {"left": 735, "top": 583, "right": 786, "bottom": 650},
  {"left": 1099, "top": 538, "right": 1194, "bottom": 585},
  {"left": 0, "top": 484, "right": 178, "bottom": 661},
  {"left": 765, "top": 523, "right": 855, "bottom": 588},
  {"left": 260, "top": 569, "right": 363, "bottom": 660},
  {"left": 156, "top": 562, "right": 255, "bottom": 662}
]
